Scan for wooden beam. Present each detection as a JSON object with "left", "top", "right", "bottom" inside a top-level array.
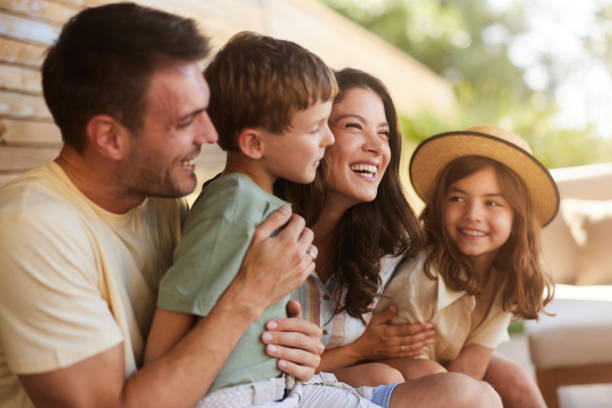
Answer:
[
  {"left": 46, "top": 0, "right": 107, "bottom": 10},
  {"left": 0, "top": 64, "right": 41, "bottom": 94},
  {"left": 0, "top": 0, "right": 76, "bottom": 25},
  {"left": 0, "top": 90, "right": 51, "bottom": 120},
  {"left": 0, "top": 118, "right": 61, "bottom": 145},
  {"left": 0, "top": 11, "right": 60, "bottom": 45},
  {"left": 536, "top": 363, "right": 612, "bottom": 408},
  {"left": 0, "top": 172, "right": 21, "bottom": 187},
  {"left": 0, "top": 37, "right": 46, "bottom": 68},
  {"left": 0, "top": 145, "right": 59, "bottom": 171}
]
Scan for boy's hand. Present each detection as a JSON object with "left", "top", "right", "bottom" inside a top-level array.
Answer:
[{"left": 262, "top": 300, "right": 324, "bottom": 381}]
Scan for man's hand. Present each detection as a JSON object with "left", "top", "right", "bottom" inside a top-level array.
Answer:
[
  {"left": 262, "top": 300, "right": 324, "bottom": 381},
  {"left": 229, "top": 206, "right": 315, "bottom": 316}
]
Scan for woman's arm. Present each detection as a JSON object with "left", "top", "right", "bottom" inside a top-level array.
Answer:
[
  {"left": 317, "top": 305, "right": 435, "bottom": 372},
  {"left": 446, "top": 344, "right": 494, "bottom": 380}
]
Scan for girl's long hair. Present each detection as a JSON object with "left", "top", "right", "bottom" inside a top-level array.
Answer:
[
  {"left": 422, "top": 156, "right": 553, "bottom": 319},
  {"left": 276, "top": 68, "right": 425, "bottom": 321}
]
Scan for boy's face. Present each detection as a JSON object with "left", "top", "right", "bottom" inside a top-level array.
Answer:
[{"left": 261, "top": 100, "right": 334, "bottom": 184}]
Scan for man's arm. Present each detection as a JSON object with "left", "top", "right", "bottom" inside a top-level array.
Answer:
[
  {"left": 19, "top": 207, "right": 315, "bottom": 407},
  {"left": 19, "top": 297, "right": 261, "bottom": 408}
]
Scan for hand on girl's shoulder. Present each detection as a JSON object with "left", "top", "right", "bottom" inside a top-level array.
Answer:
[{"left": 375, "top": 251, "right": 436, "bottom": 325}]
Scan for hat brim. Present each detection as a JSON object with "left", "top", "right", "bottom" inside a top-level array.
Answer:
[{"left": 409, "top": 131, "right": 560, "bottom": 226}]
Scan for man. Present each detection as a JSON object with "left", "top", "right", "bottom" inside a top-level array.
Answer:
[{"left": 0, "top": 3, "right": 321, "bottom": 407}]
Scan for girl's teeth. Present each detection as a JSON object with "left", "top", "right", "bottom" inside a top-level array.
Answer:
[{"left": 462, "top": 229, "right": 485, "bottom": 237}]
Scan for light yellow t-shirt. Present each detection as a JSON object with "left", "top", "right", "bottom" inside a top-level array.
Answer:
[
  {"left": 0, "top": 162, "right": 185, "bottom": 408},
  {"left": 376, "top": 250, "right": 511, "bottom": 364}
]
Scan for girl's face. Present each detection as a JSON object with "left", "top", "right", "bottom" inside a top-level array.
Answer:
[
  {"left": 325, "top": 87, "right": 391, "bottom": 209},
  {"left": 443, "top": 166, "right": 514, "bottom": 273}
]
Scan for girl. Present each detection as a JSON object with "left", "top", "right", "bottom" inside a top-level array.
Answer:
[{"left": 376, "top": 125, "right": 558, "bottom": 405}]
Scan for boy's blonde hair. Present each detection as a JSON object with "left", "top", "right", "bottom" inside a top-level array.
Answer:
[
  {"left": 204, "top": 31, "right": 338, "bottom": 151},
  {"left": 422, "top": 156, "right": 554, "bottom": 319}
]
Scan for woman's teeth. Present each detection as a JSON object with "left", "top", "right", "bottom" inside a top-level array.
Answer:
[{"left": 350, "top": 164, "right": 377, "bottom": 177}]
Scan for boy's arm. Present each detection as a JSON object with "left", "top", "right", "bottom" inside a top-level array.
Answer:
[
  {"left": 19, "top": 207, "right": 315, "bottom": 407},
  {"left": 144, "top": 308, "right": 195, "bottom": 364},
  {"left": 446, "top": 344, "right": 494, "bottom": 380},
  {"left": 143, "top": 304, "right": 326, "bottom": 381}
]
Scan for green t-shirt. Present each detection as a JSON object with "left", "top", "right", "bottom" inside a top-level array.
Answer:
[{"left": 158, "top": 173, "right": 289, "bottom": 394}]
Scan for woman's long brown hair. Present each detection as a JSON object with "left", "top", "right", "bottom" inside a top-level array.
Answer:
[
  {"left": 422, "top": 156, "right": 553, "bottom": 319},
  {"left": 276, "top": 68, "right": 425, "bottom": 321}
]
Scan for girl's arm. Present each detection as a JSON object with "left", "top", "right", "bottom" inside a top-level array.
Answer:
[
  {"left": 317, "top": 305, "right": 435, "bottom": 372},
  {"left": 446, "top": 343, "right": 494, "bottom": 380}
]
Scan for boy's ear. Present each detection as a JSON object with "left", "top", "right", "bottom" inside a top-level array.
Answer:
[
  {"left": 86, "top": 114, "right": 131, "bottom": 161},
  {"left": 237, "top": 128, "right": 265, "bottom": 160}
]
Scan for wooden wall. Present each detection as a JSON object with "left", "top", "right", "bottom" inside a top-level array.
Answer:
[{"left": 0, "top": 0, "right": 455, "bottom": 201}]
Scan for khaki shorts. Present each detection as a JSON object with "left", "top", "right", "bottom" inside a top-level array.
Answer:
[{"left": 196, "top": 373, "right": 378, "bottom": 408}]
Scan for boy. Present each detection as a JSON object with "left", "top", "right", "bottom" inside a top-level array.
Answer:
[{"left": 144, "top": 31, "right": 337, "bottom": 402}]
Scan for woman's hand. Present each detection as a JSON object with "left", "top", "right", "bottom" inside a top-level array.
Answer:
[
  {"left": 351, "top": 304, "right": 435, "bottom": 361},
  {"left": 262, "top": 300, "right": 324, "bottom": 381}
]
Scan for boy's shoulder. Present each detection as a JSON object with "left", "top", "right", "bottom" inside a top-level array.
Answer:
[
  {"left": 189, "top": 173, "right": 287, "bottom": 224},
  {"left": 198, "top": 173, "right": 277, "bottom": 204}
]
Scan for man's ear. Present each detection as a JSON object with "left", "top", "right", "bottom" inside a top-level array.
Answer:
[
  {"left": 86, "top": 114, "right": 131, "bottom": 161},
  {"left": 237, "top": 128, "right": 265, "bottom": 160}
]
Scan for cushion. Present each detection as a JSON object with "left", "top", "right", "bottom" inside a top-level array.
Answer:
[
  {"left": 560, "top": 199, "right": 612, "bottom": 285},
  {"left": 526, "top": 296, "right": 612, "bottom": 369},
  {"left": 540, "top": 210, "right": 578, "bottom": 284}
]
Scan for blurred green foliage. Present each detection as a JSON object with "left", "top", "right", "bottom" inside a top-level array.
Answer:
[
  {"left": 320, "top": 0, "right": 612, "bottom": 168},
  {"left": 507, "top": 319, "right": 524, "bottom": 335}
]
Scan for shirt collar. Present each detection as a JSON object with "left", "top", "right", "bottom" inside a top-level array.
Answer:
[{"left": 435, "top": 270, "right": 468, "bottom": 311}]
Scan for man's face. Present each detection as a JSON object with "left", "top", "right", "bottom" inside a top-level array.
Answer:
[{"left": 123, "top": 62, "right": 218, "bottom": 199}]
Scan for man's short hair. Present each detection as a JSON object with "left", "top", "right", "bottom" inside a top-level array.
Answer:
[
  {"left": 204, "top": 31, "right": 337, "bottom": 151},
  {"left": 42, "top": 2, "right": 210, "bottom": 152}
]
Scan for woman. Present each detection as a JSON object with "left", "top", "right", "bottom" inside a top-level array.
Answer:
[{"left": 278, "top": 68, "right": 545, "bottom": 408}]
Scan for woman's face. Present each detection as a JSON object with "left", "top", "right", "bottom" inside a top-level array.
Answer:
[{"left": 325, "top": 87, "right": 391, "bottom": 209}]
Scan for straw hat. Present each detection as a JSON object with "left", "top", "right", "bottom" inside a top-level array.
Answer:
[{"left": 409, "top": 124, "right": 559, "bottom": 226}]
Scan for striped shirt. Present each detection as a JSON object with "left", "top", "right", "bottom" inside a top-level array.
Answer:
[{"left": 292, "top": 254, "right": 403, "bottom": 348}]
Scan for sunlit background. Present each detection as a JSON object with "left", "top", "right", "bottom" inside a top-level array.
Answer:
[
  {"left": 0, "top": 2, "right": 610, "bottom": 406},
  {"left": 320, "top": 0, "right": 612, "bottom": 168}
]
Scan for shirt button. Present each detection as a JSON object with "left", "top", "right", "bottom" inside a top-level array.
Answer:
[
  {"left": 323, "top": 294, "right": 330, "bottom": 301},
  {"left": 322, "top": 329, "right": 328, "bottom": 335}
]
